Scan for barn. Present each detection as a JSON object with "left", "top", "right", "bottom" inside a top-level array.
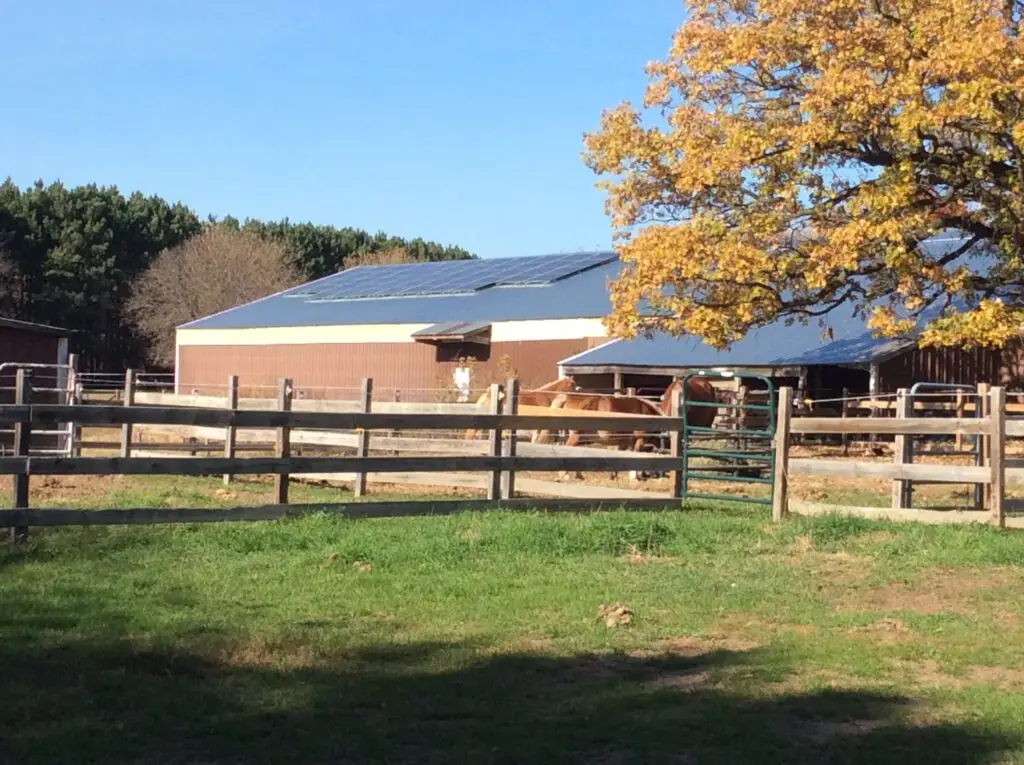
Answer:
[
  {"left": 176, "top": 241, "right": 1024, "bottom": 402},
  {"left": 175, "top": 252, "right": 620, "bottom": 399},
  {"left": 558, "top": 305, "right": 1024, "bottom": 400},
  {"left": 0, "top": 316, "right": 71, "bottom": 401}
]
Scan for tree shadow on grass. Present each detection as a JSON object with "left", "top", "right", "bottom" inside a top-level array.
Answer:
[{"left": 0, "top": 597, "right": 1019, "bottom": 764}]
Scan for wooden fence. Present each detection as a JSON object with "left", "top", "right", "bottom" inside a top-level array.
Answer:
[
  {"left": 773, "top": 385, "right": 1020, "bottom": 528},
  {"left": 0, "top": 377, "right": 685, "bottom": 536},
  {"left": 4, "top": 378, "right": 1024, "bottom": 536}
]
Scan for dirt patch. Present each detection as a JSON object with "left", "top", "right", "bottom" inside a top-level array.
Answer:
[
  {"left": 714, "top": 615, "right": 816, "bottom": 638},
  {"left": 846, "top": 618, "right": 915, "bottom": 645},
  {"left": 30, "top": 475, "right": 120, "bottom": 503},
  {"left": 966, "top": 665, "right": 1024, "bottom": 692},
  {"left": 636, "top": 634, "right": 762, "bottom": 658},
  {"left": 888, "top": 659, "right": 1024, "bottom": 691},
  {"left": 833, "top": 567, "right": 1024, "bottom": 616},
  {"left": 503, "top": 637, "right": 556, "bottom": 654}
]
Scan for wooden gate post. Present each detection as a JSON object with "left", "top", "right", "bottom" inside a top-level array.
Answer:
[
  {"left": 120, "top": 369, "right": 136, "bottom": 459},
  {"left": 10, "top": 368, "right": 31, "bottom": 544},
  {"left": 274, "top": 378, "right": 293, "bottom": 505},
  {"left": 840, "top": 386, "right": 850, "bottom": 456},
  {"left": 891, "top": 389, "right": 911, "bottom": 509},
  {"left": 990, "top": 386, "right": 1006, "bottom": 528},
  {"left": 65, "top": 353, "right": 79, "bottom": 457},
  {"left": 977, "top": 382, "right": 991, "bottom": 511},
  {"left": 771, "top": 386, "right": 793, "bottom": 522},
  {"left": 223, "top": 375, "right": 239, "bottom": 486},
  {"left": 669, "top": 384, "right": 683, "bottom": 499},
  {"left": 354, "top": 377, "right": 373, "bottom": 498},
  {"left": 487, "top": 383, "right": 503, "bottom": 502},
  {"left": 501, "top": 378, "right": 520, "bottom": 500}
]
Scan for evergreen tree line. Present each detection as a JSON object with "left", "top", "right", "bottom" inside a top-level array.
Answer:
[{"left": 0, "top": 179, "right": 474, "bottom": 371}]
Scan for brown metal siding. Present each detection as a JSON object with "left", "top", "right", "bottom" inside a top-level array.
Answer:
[
  {"left": 877, "top": 342, "right": 1024, "bottom": 393},
  {"left": 0, "top": 327, "right": 63, "bottom": 450},
  {"left": 0, "top": 327, "right": 62, "bottom": 403},
  {"left": 178, "top": 338, "right": 601, "bottom": 399}
]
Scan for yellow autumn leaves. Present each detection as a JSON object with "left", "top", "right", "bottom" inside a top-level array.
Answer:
[{"left": 584, "top": 0, "right": 1024, "bottom": 349}]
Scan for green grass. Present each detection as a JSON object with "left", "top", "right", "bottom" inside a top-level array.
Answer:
[{"left": 3, "top": 476, "right": 1024, "bottom": 763}]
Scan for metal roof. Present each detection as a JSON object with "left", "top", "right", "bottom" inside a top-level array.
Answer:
[
  {"left": 0, "top": 317, "right": 69, "bottom": 336},
  {"left": 181, "top": 252, "right": 621, "bottom": 330},
  {"left": 560, "top": 311, "right": 916, "bottom": 370},
  {"left": 410, "top": 320, "right": 492, "bottom": 341},
  {"left": 562, "top": 235, "right": 998, "bottom": 371}
]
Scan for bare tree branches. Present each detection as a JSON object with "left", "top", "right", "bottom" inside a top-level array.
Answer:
[{"left": 127, "top": 227, "right": 302, "bottom": 367}]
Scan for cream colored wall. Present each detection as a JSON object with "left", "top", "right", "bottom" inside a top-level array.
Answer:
[{"left": 176, "top": 318, "right": 608, "bottom": 347}]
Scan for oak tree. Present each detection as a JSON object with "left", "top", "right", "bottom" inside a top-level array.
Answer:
[{"left": 583, "top": 0, "right": 1024, "bottom": 348}]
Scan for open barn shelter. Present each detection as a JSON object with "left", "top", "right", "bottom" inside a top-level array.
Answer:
[
  {"left": 175, "top": 252, "right": 621, "bottom": 399},
  {"left": 559, "top": 306, "right": 1024, "bottom": 402},
  {"left": 560, "top": 236, "right": 1024, "bottom": 402}
]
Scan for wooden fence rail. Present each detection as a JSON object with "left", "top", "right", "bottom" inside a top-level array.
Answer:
[
  {"left": 774, "top": 385, "right": 1009, "bottom": 528},
  {"left": 6, "top": 377, "right": 1024, "bottom": 536}
]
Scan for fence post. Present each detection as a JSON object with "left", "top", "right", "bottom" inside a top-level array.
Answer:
[
  {"left": 990, "top": 386, "right": 1006, "bottom": 528},
  {"left": 955, "top": 389, "right": 966, "bottom": 452},
  {"left": 771, "top": 386, "right": 793, "bottom": 522},
  {"left": 120, "top": 369, "right": 136, "bottom": 459},
  {"left": 487, "top": 383, "right": 503, "bottom": 502},
  {"left": 274, "top": 378, "right": 293, "bottom": 505},
  {"left": 669, "top": 384, "right": 683, "bottom": 499},
  {"left": 354, "top": 378, "right": 374, "bottom": 498},
  {"left": 891, "top": 389, "right": 911, "bottom": 509},
  {"left": 10, "top": 369, "right": 31, "bottom": 544},
  {"left": 977, "top": 382, "right": 991, "bottom": 511},
  {"left": 223, "top": 375, "right": 239, "bottom": 486},
  {"left": 840, "top": 386, "right": 850, "bottom": 456},
  {"left": 64, "top": 353, "right": 79, "bottom": 457},
  {"left": 500, "top": 378, "right": 520, "bottom": 499}
]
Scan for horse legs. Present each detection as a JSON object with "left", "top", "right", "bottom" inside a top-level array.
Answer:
[{"left": 562, "top": 429, "right": 583, "bottom": 481}]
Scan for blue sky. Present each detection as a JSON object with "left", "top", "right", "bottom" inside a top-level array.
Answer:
[{"left": 3, "top": 0, "right": 685, "bottom": 258}]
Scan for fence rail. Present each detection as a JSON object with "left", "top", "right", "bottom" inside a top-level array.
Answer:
[{"left": 3, "top": 376, "right": 1024, "bottom": 537}]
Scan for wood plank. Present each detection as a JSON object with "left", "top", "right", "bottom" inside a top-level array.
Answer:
[
  {"left": 787, "top": 500, "right": 1024, "bottom": 527},
  {"left": 789, "top": 458, "right": 990, "bottom": 483},
  {"left": 772, "top": 387, "right": 792, "bottom": 522},
  {"left": 135, "top": 389, "right": 484, "bottom": 414},
  {"left": 132, "top": 424, "right": 681, "bottom": 459},
  {"left": 29, "top": 405, "right": 676, "bottom": 433},
  {"left": 223, "top": 375, "right": 238, "bottom": 485},
  {"left": 501, "top": 378, "right": 519, "bottom": 499},
  {"left": 0, "top": 496, "right": 684, "bottom": 527},
  {"left": 487, "top": 383, "right": 502, "bottom": 501},
  {"left": 354, "top": 378, "right": 373, "bottom": 498},
  {"left": 891, "top": 390, "right": 911, "bottom": 509},
  {"left": 991, "top": 386, "right": 1006, "bottom": 527},
  {"left": 1003, "top": 420, "right": 1024, "bottom": 438},
  {"left": 120, "top": 369, "right": 135, "bottom": 459},
  {"left": 0, "top": 406, "right": 31, "bottom": 425},
  {"left": 791, "top": 417, "right": 989, "bottom": 436},
  {"left": 274, "top": 379, "right": 293, "bottom": 504},
  {"left": 14, "top": 453, "right": 681, "bottom": 477},
  {"left": 10, "top": 368, "right": 29, "bottom": 544}
]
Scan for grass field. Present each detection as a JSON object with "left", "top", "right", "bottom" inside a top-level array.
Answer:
[{"left": 3, "top": 475, "right": 1024, "bottom": 763}]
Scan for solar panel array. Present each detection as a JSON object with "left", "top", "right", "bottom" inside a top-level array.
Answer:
[{"left": 284, "top": 252, "right": 616, "bottom": 302}]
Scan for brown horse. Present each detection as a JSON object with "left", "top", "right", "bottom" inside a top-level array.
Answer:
[
  {"left": 465, "top": 376, "right": 577, "bottom": 441},
  {"left": 549, "top": 391, "right": 665, "bottom": 480},
  {"left": 659, "top": 376, "right": 719, "bottom": 428}
]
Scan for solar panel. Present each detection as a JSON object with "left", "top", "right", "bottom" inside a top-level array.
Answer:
[{"left": 283, "top": 252, "right": 618, "bottom": 302}]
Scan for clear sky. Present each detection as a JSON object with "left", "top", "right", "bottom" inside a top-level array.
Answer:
[{"left": 3, "top": 0, "right": 685, "bottom": 258}]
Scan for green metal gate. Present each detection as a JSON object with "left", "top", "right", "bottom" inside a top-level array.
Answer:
[{"left": 680, "top": 372, "right": 777, "bottom": 505}]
